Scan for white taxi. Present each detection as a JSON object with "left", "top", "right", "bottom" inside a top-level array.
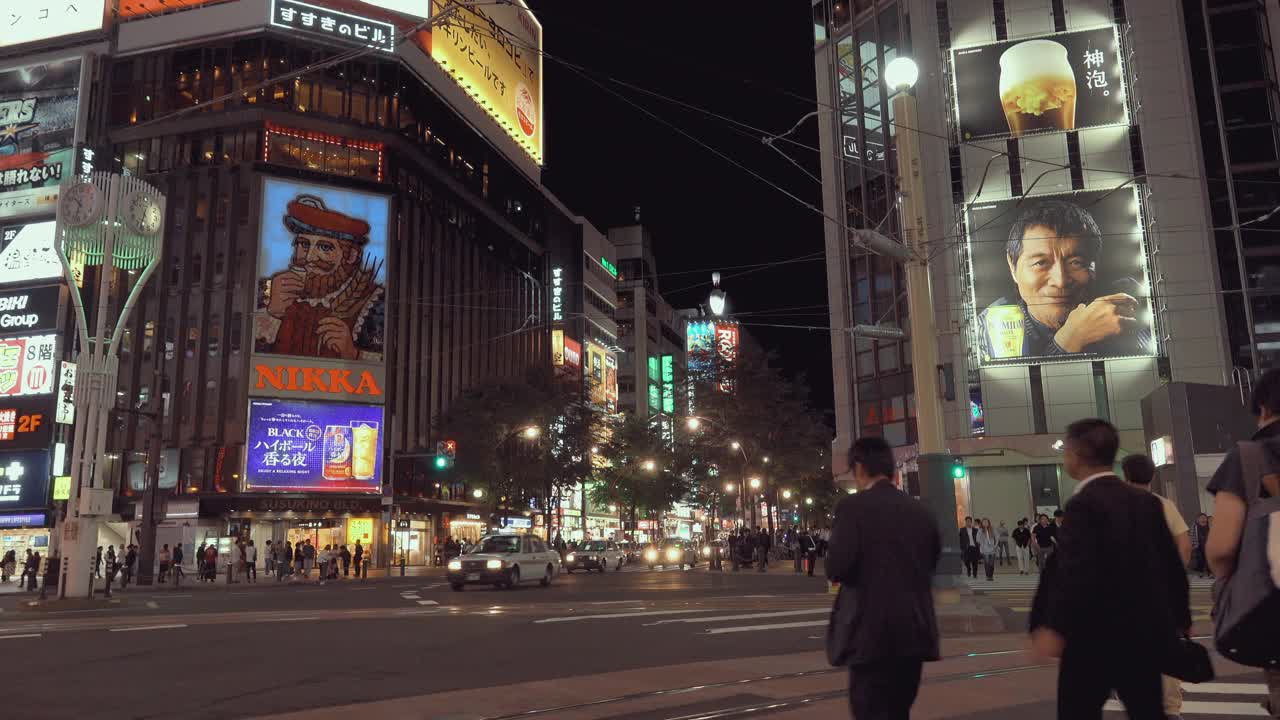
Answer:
[
  {"left": 447, "top": 534, "right": 561, "bottom": 591},
  {"left": 564, "top": 539, "right": 625, "bottom": 573}
]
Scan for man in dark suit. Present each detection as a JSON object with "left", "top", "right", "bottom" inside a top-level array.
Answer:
[
  {"left": 827, "top": 436, "right": 941, "bottom": 719},
  {"left": 958, "top": 516, "right": 980, "bottom": 578},
  {"left": 1031, "top": 418, "right": 1190, "bottom": 719}
]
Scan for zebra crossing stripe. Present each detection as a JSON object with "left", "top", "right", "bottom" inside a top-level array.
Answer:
[{"left": 1104, "top": 683, "right": 1269, "bottom": 716}]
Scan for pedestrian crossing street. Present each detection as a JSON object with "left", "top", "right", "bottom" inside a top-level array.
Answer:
[{"left": 1105, "top": 680, "right": 1272, "bottom": 718}]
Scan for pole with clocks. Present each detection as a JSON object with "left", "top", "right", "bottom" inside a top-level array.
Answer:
[{"left": 54, "top": 171, "right": 165, "bottom": 599}]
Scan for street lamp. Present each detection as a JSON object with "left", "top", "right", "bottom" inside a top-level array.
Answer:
[
  {"left": 748, "top": 477, "right": 761, "bottom": 490},
  {"left": 805, "top": 497, "right": 814, "bottom": 506},
  {"left": 522, "top": 426, "right": 541, "bottom": 440},
  {"left": 884, "top": 56, "right": 920, "bottom": 93},
  {"left": 724, "top": 482, "right": 736, "bottom": 493},
  {"left": 642, "top": 459, "right": 657, "bottom": 472},
  {"left": 591, "top": 445, "right": 600, "bottom": 454},
  {"left": 782, "top": 489, "right": 792, "bottom": 500},
  {"left": 473, "top": 488, "right": 484, "bottom": 499},
  {"left": 730, "top": 441, "right": 741, "bottom": 451},
  {"left": 762, "top": 456, "right": 771, "bottom": 464},
  {"left": 709, "top": 271, "right": 727, "bottom": 316},
  {"left": 686, "top": 417, "right": 701, "bottom": 431}
]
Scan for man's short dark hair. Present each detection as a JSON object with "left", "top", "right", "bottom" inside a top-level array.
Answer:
[
  {"left": 1053, "top": 509, "right": 1065, "bottom": 519},
  {"left": 1006, "top": 200, "right": 1103, "bottom": 266},
  {"left": 964, "top": 516, "right": 973, "bottom": 522},
  {"left": 1121, "top": 454, "right": 1155, "bottom": 486},
  {"left": 1065, "top": 418, "right": 1120, "bottom": 468},
  {"left": 849, "top": 436, "right": 895, "bottom": 480},
  {"left": 1250, "top": 368, "right": 1280, "bottom": 417}
]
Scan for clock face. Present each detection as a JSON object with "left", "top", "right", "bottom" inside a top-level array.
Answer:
[
  {"left": 58, "top": 182, "right": 101, "bottom": 227},
  {"left": 125, "top": 192, "right": 163, "bottom": 236}
]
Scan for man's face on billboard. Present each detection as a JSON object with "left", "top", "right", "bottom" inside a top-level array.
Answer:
[
  {"left": 291, "top": 232, "right": 357, "bottom": 279},
  {"left": 1007, "top": 224, "right": 1095, "bottom": 328}
]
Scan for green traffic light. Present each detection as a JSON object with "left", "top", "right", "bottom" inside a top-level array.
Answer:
[
  {"left": 434, "top": 456, "right": 448, "bottom": 470},
  {"left": 951, "top": 463, "right": 966, "bottom": 479}
]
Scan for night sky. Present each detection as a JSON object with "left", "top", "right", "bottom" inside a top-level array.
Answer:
[{"left": 524, "top": 3, "right": 834, "bottom": 421}]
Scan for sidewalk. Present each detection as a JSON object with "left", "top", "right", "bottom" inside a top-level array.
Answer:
[{"left": 0, "top": 564, "right": 448, "bottom": 596}]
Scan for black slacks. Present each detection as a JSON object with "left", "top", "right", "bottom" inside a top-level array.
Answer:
[
  {"left": 848, "top": 658, "right": 923, "bottom": 720},
  {"left": 961, "top": 547, "right": 979, "bottom": 577},
  {"left": 1057, "top": 649, "right": 1163, "bottom": 720}
]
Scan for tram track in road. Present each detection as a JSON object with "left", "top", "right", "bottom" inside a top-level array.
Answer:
[{"left": 476, "top": 647, "right": 1037, "bottom": 720}]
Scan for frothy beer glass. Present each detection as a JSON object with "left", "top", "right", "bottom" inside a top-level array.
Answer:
[
  {"left": 998, "top": 40, "right": 1076, "bottom": 136},
  {"left": 351, "top": 422, "right": 379, "bottom": 480}
]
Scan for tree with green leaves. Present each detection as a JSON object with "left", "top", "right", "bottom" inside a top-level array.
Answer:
[{"left": 588, "top": 413, "right": 690, "bottom": 539}]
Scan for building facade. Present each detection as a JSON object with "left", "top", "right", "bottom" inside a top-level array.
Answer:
[
  {"left": 815, "top": 0, "right": 1235, "bottom": 525},
  {"left": 0, "top": 0, "right": 569, "bottom": 565}
]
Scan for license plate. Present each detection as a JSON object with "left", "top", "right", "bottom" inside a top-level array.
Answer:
[{"left": 466, "top": 573, "right": 480, "bottom": 581}]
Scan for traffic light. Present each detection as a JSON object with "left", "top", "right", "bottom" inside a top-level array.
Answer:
[
  {"left": 950, "top": 458, "right": 966, "bottom": 480},
  {"left": 444, "top": 440, "right": 457, "bottom": 459},
  {"left": 434, "top": 456, "right": 448, "bottom": 470}
]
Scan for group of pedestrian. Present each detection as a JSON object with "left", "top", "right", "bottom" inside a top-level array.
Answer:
[
  {"left": 2, "top": 549, "right": 46, "bottom": 591},
  {"left": 960, "top": 513, "right": 1065, "bottom": 580},
  {"left": 824, "top": 368, "right": 1280, "bottom": 719}
]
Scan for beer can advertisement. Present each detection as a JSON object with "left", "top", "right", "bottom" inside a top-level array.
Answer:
[
  {"left": 967, "top": 187, "right": 1156, "bottom": 367},
  {"left": 951, "top": 26, "right": 1126, "bottom": 141},
  {"left": 245, "top": 398, "right": 383, "bottom": 493}
]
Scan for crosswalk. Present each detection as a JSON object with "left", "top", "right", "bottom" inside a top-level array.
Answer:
[
  {"left": 531, "top": 603, "right": 830, "bottom": 635},
  {"left": 1105, "top": 680, "right": 1271, "bottom": 717},
  {"left": 962, "top": 574, "right": 1217, "bottom": 592}
]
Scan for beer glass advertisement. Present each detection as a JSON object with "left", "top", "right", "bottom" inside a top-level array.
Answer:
[
  {"left": 245, "top": 398, "right": 384, "bottom": 493},
  {"left": 0, "top": 58, "right": 81, "bottom": 221},
  {"left": 952, "top": 26, "right": 1126, "bottom": 141},
  {"left": 967, "top": 187, "right": 1156, "bottom": 367},
  {"left": 255, "top": 177, "right": 389, "bottom": 362}
]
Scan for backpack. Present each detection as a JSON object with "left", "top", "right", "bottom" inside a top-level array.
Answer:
[{"left": 1211, "top": 441, "right": 1280, "bottom": 668}]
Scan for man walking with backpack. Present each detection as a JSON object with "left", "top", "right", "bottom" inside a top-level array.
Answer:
[{"left": 1206, "top": 369, "right": 1280, "bottom": 717}]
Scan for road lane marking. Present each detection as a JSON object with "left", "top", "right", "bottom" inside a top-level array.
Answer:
[
  {"left": 349, "top": 587, "right": 376, "bottom": 591},
  {"left": 705, "top": 620, "right": 827, "bottom": 635},
  {"left": 1105, "top": 699, "right": 1266, "bottom": 715},
  {"left": 421, "top": 584, "right": 444, "bottom": 590},
  {"left": 534, "top": 609, "right": 718, "bottom": 624},
  {"left": 1181, "top": 683, "right": 1268, "bottom": 694},
  {"left": 109, "top": 624, "right": 188, "bottom": 633},
  {"left": 416, "top": 600, "right": 438, "bottom": 606},
  {"left": 645, "top": 608, "right": 829, "bottom": 626},
  {"left": 268, "top": 616, "right": 320, "bottom": 623},
  {"left": 588, "top": 600, "right": 645, "bottom": 605},
  {"left": 393, "top": 584, "right": 416, "bottom": 588},
  {"left": 0, "top": 633, "right": 40, "bottom": 640}
]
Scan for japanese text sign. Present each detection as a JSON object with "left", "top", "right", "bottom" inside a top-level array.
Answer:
[
  {"left": 952, "top": 26, "right": 1126, "bottom": 141},
  {"left": 245, "top": 398, "right": 383, "bottom": 493},
  {"left": 0, "top": 1, "right": 105, "bottom": 49},
  {"left": 0, "top": 334, "right": 56, "bottom": 397},
  {"left": 0, "top": 449, "right": 49, "bottom": 508},
  {"left": 270, "top": 0, "right": 396, "bottom": 53}
]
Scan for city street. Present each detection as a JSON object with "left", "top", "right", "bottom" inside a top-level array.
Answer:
[{"left": 2, "top": 565, "right": 1253, "bottom": 720}]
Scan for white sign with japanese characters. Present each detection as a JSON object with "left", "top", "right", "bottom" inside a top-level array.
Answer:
[
  {"left": 0, "top": 0, "right": 105, "bottom": 49},
  {"left": 270, "top": 0, "right": 396, "bottom": 53}
]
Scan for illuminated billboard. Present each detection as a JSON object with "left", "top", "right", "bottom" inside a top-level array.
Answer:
[
  {"left": 0, "top": 449, "right": 49, "bottom": 508},
  {"left": 585, "top": 341, "right": 606, "bottom": 406},
  {"left": 245, "top": 398, "right": 383, "bottom": 493},
  {"left": 952, "top": 26, "right": 1126, "bottom": 141},
  {"left": 967, "top": 187, "right": 1155, "bottom": 367},
  {"left": 430, "top": 0, "right": 543, "bottom": 164},
  {"left": 0, "top": 334, "right": 56, "bottom": 397},
  {"left": 0, "top": 1, "right": 104, "bottom": 49},
  {"left": 0, "top": 223, "right": 62, "bottom": 284},
  {"left": 270, "top": 0, "right": 397, "bottom": 53},
  {"left": 255, "top": 177, "right": 389, "bottom": 362},
  {"left": 714, "top": 322, "right": 739, "bottom": 393},
  {"left": 551, "top": 328, "right": 564, "bottom": 365},
  {"left": 0, "top": 58, "right": 81, "bottom": 221}
]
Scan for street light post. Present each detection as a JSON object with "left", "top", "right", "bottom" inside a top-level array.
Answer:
[{"left": 882, "top": 57, "right": 962, "bottom": 580}]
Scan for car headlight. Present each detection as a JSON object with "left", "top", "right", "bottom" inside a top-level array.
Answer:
[
  {"left": 447, "top": 560, "right": 462, "bottom": 571},
  {"left": 485, "top": 559, "right": 503, "bottom": 570},
  {"left": 566, "top": 553, "right": 576, "bottom": 562},
  {"left": 644, "top": 549, "right": 657, "bottom": 560},
  {"left": 586, "top": 555, "right": 596, "bottom": 561},
  {"left": 702, "top": 546, "right": 711, "bottom": 557}
]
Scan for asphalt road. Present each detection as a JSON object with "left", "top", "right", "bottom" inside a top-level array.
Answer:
[{"left": 0, "top": 567, "right": 1242, "bottom": 720}]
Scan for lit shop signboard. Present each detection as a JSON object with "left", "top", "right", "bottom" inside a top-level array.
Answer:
[
  {"left": 0, "top": 450, "right": 50, "bottom": 509},
  {"left": 0, "top": 58, "right": 82, "bottom": 221},
  {"left": 551, "top": 267, "right": 564, "bottom": 321},
  {"left": 0, "top": 396, "right": 54, "bottom": 450},
  {"left": 966, "top": 187, "right": 1155, "bottom": 367},
  {"left": 245, "top": 398, "right": 384, "bottom": 494},
  {"left": 270, "top": 0, "right": 397, "bottom": 53},
  {"left": 0, "top": 511, "right": 46, "bottom": 527},
  {"left": 0, "top": 223, "right": 62, "bottom": 285},
  {"left": 562, "top": 337, "right": 581, "bottom": 369},
  {"left": 660, "top": 354, "right": 674, "bottom": 414},
  {"left": 714, "top": 322, "right": 739, "bottom": 393},
  {"left": 430, "top": 0, "right": 544, "bottom": 164},
  {"left": 0, "top": 285, "right": 61, "bottom": 335},
  {"left": 250, "top": 355, "right": 385, "bottom": 403},
  {"left": 551, "top": 328, "right": 564, "bottom": 365},
  {"left": 0, "top": 334, "right": 56, "bottom": 397},
  {"left": 599, "top": 257, "right": 618, "bottom": 278},
  {"left": 952, "top": 26, "right": 1126, "bottom": 141},
  {"left": 0, "top": 1, "right": 104, "bottom": 49}
]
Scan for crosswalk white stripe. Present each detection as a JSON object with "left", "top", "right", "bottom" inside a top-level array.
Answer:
[
  {"left": 1184, "top": 683, "right": 1269, "bottom": 695},
  {"left": 534, "top": 609, "right": 716, "bottom": 624},
  {"left": 1105, "top": 699, "right": 1267, "bottom": 716},
  {"left": 705, "top": 620, "right": 827, "bottom": 635},
  {"left": 645, "top": 608, "right": 829, "bottom": 626}
]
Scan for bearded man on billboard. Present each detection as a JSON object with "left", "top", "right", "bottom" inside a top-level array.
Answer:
[{"left": 256, "top": 195, "right": 384, "bottom": 361}]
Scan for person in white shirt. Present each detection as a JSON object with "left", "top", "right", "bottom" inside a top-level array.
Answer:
[
  {"left": 244, "top": 540, "right": 258, "bottom": 583},
  {"left": 317, "top": 545, "right": 331, "bottom": 585}
]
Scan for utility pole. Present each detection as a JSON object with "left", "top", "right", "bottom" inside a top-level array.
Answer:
[{"left": 856, "top": 58, "right": 962, "bottom": 581}]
